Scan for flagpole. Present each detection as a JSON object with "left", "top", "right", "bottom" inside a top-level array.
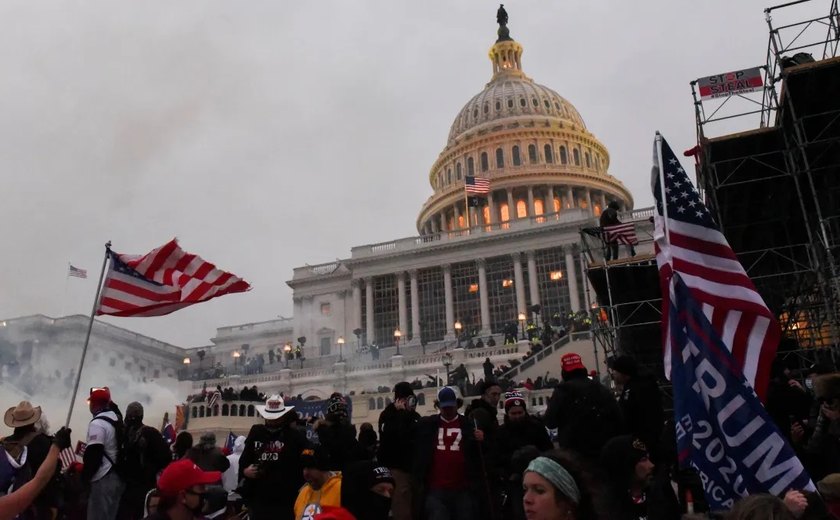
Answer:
[
  {"left": 65, "top": 241, "right": 112, "bottom": 428},
  {"left": 464, "top": 190, "right": 471, "bottom": 231},
  {"left": 61, "top": 263, "right": 70, "bottom": 317},
  {"left": 655, "top": 132, "right": 671, "bottom": 241}
]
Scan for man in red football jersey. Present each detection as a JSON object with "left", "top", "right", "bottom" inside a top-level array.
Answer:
[{"left": 413, "top": 386, "right": 483, "bottom": 519}]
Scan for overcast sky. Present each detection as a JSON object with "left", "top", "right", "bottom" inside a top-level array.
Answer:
[{"left": 0, "top": 0, "right": 827, "bottom": 348}]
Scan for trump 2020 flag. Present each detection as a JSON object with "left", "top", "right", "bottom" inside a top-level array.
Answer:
[
  {"left": 670, "top": 273, "right": 813, "bottom": 509},
  {"left": 96, "top": 239, "right": 250, "bottom": 317}
]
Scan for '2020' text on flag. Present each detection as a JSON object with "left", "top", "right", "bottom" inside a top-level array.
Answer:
[
  {"left": 651, "top": 133, "right": 779, "bottom": 401},
  {"left": 96, "top": 239, "right": 250, "bottom": 317}
]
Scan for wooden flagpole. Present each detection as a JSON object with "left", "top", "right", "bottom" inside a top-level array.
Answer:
[{"left": 65, "top": 241, "right": 111, "bottom": 427}]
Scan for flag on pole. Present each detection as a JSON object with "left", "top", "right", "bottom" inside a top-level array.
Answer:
[
  {"left": 68, "top": 264, "right": 88, "bottom": 279},
  {"left": 669, "top": 273, "right": 813, "bottom": 509},
  {"left": 162, "top": 414, "right": 176, "bottom": 445},
  {"left": 207, "top": 390, "right": 222, "bottom": 409},
  {"left": 603, "top": 223, "right": 639, "bottom": 246},
  {"left": 96, "top": 239, "right": 251, "bottom": 317},
  {"left": 225, "top": 431, "right": 237, "bottom": 452},
  {"left": 651, "top": 134, "right": 779, "bottom": 401},
  {"left": 464, "top": 176, "right": 490, "bottom": 194},
  {"left": 175, "top": 404, "right": 186, "bottom": 431},
  {"left": 59, "top": 447, "right": 77, "bottom": 471}
]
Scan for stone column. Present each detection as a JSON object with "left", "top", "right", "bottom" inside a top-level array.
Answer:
[
  {"left": 487, "top": 192, "right": 497, "bottom": 225},
  {"left": 365, "top": 277, "right": 375, "bottom": 345},
  {"left": 600, "top": 192, "right": 608, "bottom": 212},
  {"left": 546, "top": 186, "right": 555, "bottom": 218},
  {"left": 477, "top": 258, "right": 491, "bottom": 336},
  {"left": 526, "top": 251, "right": 540, "bottom": 317},
  {"left": 409, "top": 269, "right": 421, "bottom": 345},
  {"left": 439, "top": 212, "right": 447, "bottom": 233},
  {"left": 585, "top": 189, "right": 593, "bottom": 215},
  {"left": 431, "top": 219, "right": 439, "bottom": 234},
  {"left": 527, "top": 186, "right": 536, "bottom": 218},
  {"left": 567, "top": 186, "right": 575, "bottom": 209},
  {"left": 512, "top": 253, "right": 527, "bottom": 316},
  {"left": 352, "top": 280, "right": 362, "bottom": 333},
  {"left": 443, "top": 264, "right": 455, "bottom": 340},
  {"left": 507, "top": 189, "right": 515, "bottom": 221},
  {"left": 565, "top": 248, "right": 580, "bottom": 312},
  {"left": 397, "top": 272, "right": 407, "bottom": 340}
]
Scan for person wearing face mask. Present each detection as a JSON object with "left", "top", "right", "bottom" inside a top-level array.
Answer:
[
  {"left": 239, "top": 394, "right": 308, "bottom": 520},
  {"left": 340, "top": 460, "right": 396, "bottom": 520},
  {"left": 143, "top": 459, "right": 221, "bottom": 520},
  {"left": 496, "top": 391, "right": 553, "bottom": 520},
  {"left": 118, "top": 402, "right": 172, "bottom": 520}
]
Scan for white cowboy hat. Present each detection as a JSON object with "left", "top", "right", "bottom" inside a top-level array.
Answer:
[
  {"left": 4, "top": 401, "right": 42, "bottom": 428},
  {"left": 255, "top": 395, "right": 295, "bottom": 420}
]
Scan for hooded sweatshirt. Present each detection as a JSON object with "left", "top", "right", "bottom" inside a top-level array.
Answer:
[{"left": 222, "top": 436, "right": 246, "bottom": 492}]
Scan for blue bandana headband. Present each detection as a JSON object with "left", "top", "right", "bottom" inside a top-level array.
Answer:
[{"left": 525, "top": 456, "right": 581, "bottom": 504}]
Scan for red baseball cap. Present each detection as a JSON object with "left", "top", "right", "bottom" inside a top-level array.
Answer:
[
  {"left": 87, "top": 387, "right": 111, "bottom": 405},
  {"left": 157, "top": 459, "right": 221, "bottom": 496},
  {"left": 561, "top": 353, "right": 586, "bottom": 372}
]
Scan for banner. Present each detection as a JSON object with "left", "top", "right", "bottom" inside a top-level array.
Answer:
[{"left": 697, "top": 67, "right": 763, "bottom": 100}]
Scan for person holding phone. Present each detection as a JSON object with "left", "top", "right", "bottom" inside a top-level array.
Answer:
[{"left": 377, "top": 382, "right": 420, "bottom": 520}]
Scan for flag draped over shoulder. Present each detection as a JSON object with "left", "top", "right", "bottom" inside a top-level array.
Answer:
[
  {"left": 651, "top": 134, "right": 779, "bottom": 401},
  {"left": 96, "top": 239, "right": 250, "bottom": 317}
]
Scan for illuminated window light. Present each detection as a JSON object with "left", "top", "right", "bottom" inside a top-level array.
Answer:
[
  {"left": 502, "top": 279, "right": 514, "bottom": 288},
  {"left": 468, "top": 284, "right": 479, "bottom": 293},
  {"left": 549, "top": 271, "right": 563, "bottom": 281}
]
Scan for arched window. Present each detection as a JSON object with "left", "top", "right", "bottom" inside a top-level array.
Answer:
[
  {"left": 483, "top": 103, "right": 489, "bottom": 114},
  {"left": 456, "top": 163, "right": 462, "bottom": 180},
  {"left": 507, "top": 98, "right": 514, "bottom": 108},
  {"left": 467, "top": 157, "right": 475, "bottom": 175},
  {"left": 512, "top": 146, "right": 521, "bottom": 166},
  {"left": 495, "top": 100, "right": 501, "bottom": 111},
  {"left": 595, "top": 156, "right": 601, "bottom": 171},
  {"left": 247, "top": 405, "right": 255, "bottom": 417},
  {"left": 480, "top": 152, "right": 489, "bottom": 172},
  {"left": 560, "top": 146, "right": 568, "bottom": 165},
  {"left": 446, "top": 169, "right": 451, "bottom": 184},
  {"left": 230, "top": 405, "right": 238, "bottom": 417},
  {"left": 500, "top": 203, "right": 510, "bottom": 222},
  {"left": 222, "top": 404, "right": 229, "bottom": 416},
  {"left": 199, "top": 406, "right": 205, "bottom": 418},
  {"left": 594, "top": 204, "right": 602, "bottom": 216},
  {"left": 495, "top": 148, "right": 504, "bottom": 168},
  {"left": 554, "top": 197, "right": 561, "bottom": 213},
  {"left": 417, "top": 393, "right": 426, "bottom": 406},
  {"left": 239, "top": 404, "right": 246, "bottom": 416},
  {"left": 544, "top": 144, "right": 554, "bottom": 164},
  {"left": 519, "top": 98, "right": 526, "bottom": 107},
  {"left": 377, "top": 397, "right": 384, "bottom": 409},
  {"left": 368, "top": 398, "right": 375, "bottom": 410},
  {"left": 528, "top": 144, "right": 537, "bottom": 164},
  {"left": 573, "top": 149, "right": 581, "bottom": 166},
  {"left": 213, "top": 405, "right": 219, "bottom": 417},
  {"left": 516, "top": 200, "right": 528, "bottom": 218},
  {"left": 534, "top": 199, "right": 545, "bottom": 215},
  {"left": 483, "top": 206, "right": 490, "bottom": 227},
  {"left": 585, "top": 152, "right": 591, "bottom": 168}
]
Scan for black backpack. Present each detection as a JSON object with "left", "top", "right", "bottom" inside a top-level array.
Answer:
[
  {"left": 560, "top": 380, "right": 618, "bottom": 457},
  {"left": 91, "top": 414, "right": 129, "bottom": 479}
]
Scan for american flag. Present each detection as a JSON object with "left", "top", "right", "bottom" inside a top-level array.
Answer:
[
  {"left": 59, "top": 441, "right": 87, "bottom": 472},
  {"left": 207, "top": 390, "right": 222, "bottom": 409},
  {"left": 603, "top": 222, "right": 639, "bottom": 246},
  {"left": 96, "top": 239, "right": 251, "bottom": 317},
  {"left": 68, "top": 264, "right": 87, "bottom": 279},
  {"left": 652, "top": 133, "right": 779, "bottom": 400},
  {"left": 464, "top": 176, "right": 490, "bottom": 195}
]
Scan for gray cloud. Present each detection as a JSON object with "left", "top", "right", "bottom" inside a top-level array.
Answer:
[{"left": 0, "top": 0, "right": 824, "bottom": 346}]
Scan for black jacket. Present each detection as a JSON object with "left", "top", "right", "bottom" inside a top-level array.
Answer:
[
  {"left": 544, "top": 376, "right": 623, "bottom": 459},
  {"left": 465, "top": 398, "right": 499, "bottom": 439},
  {"left": 239, "top": 423, "right": 308, "bottom": 511},
  {"left": 618, "top": 374, "right": 665, "bottom": 457},
  {"left": 123, "top": 424, "right": 171, "bottom": 490},
  {"left": 496, "top": 416, "right": 553, "bottom": 477},
  {"left": 316, "top": 419, "right": 362, "bottom": 471},
  {"left": 377, "top": 404, "right": 420, "bottom": 471}
]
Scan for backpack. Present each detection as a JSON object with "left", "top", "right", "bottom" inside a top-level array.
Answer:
[
  {"left": 560, "top": 380, "right": 618, "bottom": 456},
  {"left": 91, "top": 414, "right": 129, "bottom": 479}
]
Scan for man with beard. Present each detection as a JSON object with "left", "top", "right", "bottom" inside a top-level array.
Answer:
[
  {"left": 495, "top": 391, "right": 553, "bottom": 520},
  {"left": 143, "top": 459, "right": 221, "bottom": 520},
  {"left": 340, "top": 461, "right": 395, "bottom": 520},
  {"left": 118, "top": 402, "right": 171, "bottom": 520},
  {"left": 240, "top": 395, "right": 308, "bottom": 520}
]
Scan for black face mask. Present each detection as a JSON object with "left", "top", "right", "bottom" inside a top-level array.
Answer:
[
  {"left": 365, "top": 492, "right": 392, "bottom": 519},
  {"left": 125, "top": 416, "right": 142, "bottom": 429}
]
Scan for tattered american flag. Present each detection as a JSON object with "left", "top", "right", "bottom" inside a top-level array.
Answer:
[
  {"left": 652, "top": 133, "right": 779, "bottom": 400},
  {"left": 68, "top": 264, "right": 88, "bottom": 279},
  {"left": 464, "top": 176, "right": 490, "bottom": 194},
  {"left": 96, "top": 239, "right": 251, "bottom": 317},
  {"left": 603, "top": 222, "right": 639, "bottom": 245}
]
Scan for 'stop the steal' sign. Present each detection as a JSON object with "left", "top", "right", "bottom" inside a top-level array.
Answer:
[
  {"left": 670, "top": 275, "right": 814, "bottom": 511},
  {"left": 697, "top": 67, "right": 763, "bottom": 100}
]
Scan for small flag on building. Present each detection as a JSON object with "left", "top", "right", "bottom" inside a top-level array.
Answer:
[
  {"left": 464, "top": 176, "right": 490, "bottom": 195},
  {"left": 96, "top": 239, "right": 251, "bottom": 318},
  {"left": 68, "top": 264, "right": 88, "bottom": 279},
  {"left": 603, "top": 222, "right": 639, "bottom": 245}
]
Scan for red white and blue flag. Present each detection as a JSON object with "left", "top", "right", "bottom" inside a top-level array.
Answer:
[
  {"left": 162, "top": 420, "right": 176, "bottom": 445},
  {"left": 225, "top": 431, "right": 237, "bottom": 452},
  {"left": 652, "top": 134, "right": 779, "bottom": 401},
  {"left": 68, "top": 264, "right": 87, "bottom": 279},
  {"left": 603, "top": 222, "right": 639, "bottom": 246},
  {"left": 464, "top": 176, "right": 490, "bottom": 195},
  {"left": 96, "top": 239, "right": 250, "bottom": 317}
]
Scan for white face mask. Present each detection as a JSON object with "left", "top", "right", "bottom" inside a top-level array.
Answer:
[{"left": 806, "top": 378, "right": 814, "bottom": 390}]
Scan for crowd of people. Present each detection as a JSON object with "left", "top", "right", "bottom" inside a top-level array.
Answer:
[{"left": 4, "top": 348, "right": 840, "bottom": 519}]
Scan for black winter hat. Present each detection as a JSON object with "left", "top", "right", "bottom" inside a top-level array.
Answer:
[
  {"left": 394, "top": 382, "right": 414, "bottom": 399},
  {"left": 301, "top": 445, "right": 331, "bottom": 470}
]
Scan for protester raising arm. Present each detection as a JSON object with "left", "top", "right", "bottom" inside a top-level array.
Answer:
[{"left": 0, "top": 427, "right": 71, "bottom": 520}]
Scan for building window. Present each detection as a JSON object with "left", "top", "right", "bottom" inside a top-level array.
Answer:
[
  {"left": 483, "top": 103, "right": 489, "bottom": 114},
  {"left": 369, "top": 398, "right": 375, "bottom": 409},
  {"left": 320, "top": 337, "right": 331, "bottom": 357},
  {"left": 231, "top": 405, "right": 238, "bottom": 416},
  {"left": 486, "top": 256, "right": 516, "bottom": 333},
  {"left": 544, "top": 144, "right": 554, "bottom": 164},
  {"left": 377, "top": 397, "right": 384, "bottom": 409},
  {"left": 560, "top": 146, "right": 568, "bottom": 164},
  {"left": 473, "top": 109, "right": 478, "bottom": 119},
  {"left": 532, "top": 98, "right": 539, "bottom": 106},
  {"left": 495, "top": 100, "right": 501, "bottom": 110},
  {"left": 520, "top": 97, "right": 526, "bottom": 107},
  {"left": 467, "top": 157, "right": 475, "bottom": 175},
  {"left": 535, "top": 247, "right": 572, "bottom": 321},
  {"left": 500, "top": 203, "right": 510, "bottom": 222},
  {"left": 512, "top": 146, "right": 521, "bottom": 166},
  {"left": 374, "top": 275, "right": 399, "bottom": 346},
  {"left": 248, "top": 405, "right": 255, "bottom": 417},
  {"left": 573, "top": 149, "right": 581, "bottom": 166},
  {"left": 482, "top": 206, "right": 491, "bottom": 230},
  {"left": 554, "top": 197, "right": 561, "bottom": 213},
  {"left": 516, "top": 200, "right": 528, "bottom": 218},
  {"left": 544, "top": 99, "right": 551, "bottom": 109},
  {"left": 239, "top": 404, "right": 246, "bottom": 416},
  {"left": 528, "top": 144, "right": 537, "bottom": 164},
  {"left": 451, "top": 262, "right": 480, "bottom": 339},
  {"left": 495, "top": 148, "right": 504, "bottom": 168},
  {"left": 222, "top": 404, "right": 229, "bottom": 416},
  {"left": 418, "top": 267, "right": 445, "bottom": 343},
  {"left": 320, "top": 303, "right": 331, "bottom": 316},
  {"left": 417, "top": 393, "right": 426, "bottom": 406},
  {"left": 585, "top": 152, "right": 591, "bottom": 168},
  {"left": 535, "top": 199, "right": 545, "bottom": 215},
  {"left": 480, "top": 152, "right": 489, "bottom": 172},
  {"left": 456, "top": 163, "right": 462, "bottom": 180},
  {"left": 508, "top": 98, "right": 514, "bottom": 108}
]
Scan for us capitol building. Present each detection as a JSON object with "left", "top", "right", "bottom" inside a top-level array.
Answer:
[{"left": 1, "top": 10, "right": 647, "bottom": 430}]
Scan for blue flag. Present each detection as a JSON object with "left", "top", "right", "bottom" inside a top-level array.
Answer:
[
  {"left": 669, "top": 274, "right": 813, "bottom": 510},
  {"left": 225, "top": 431, "right": 236, "bottom": 452}
]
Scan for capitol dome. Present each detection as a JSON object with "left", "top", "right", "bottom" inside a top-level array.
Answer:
[{"left": 417, "top": 12, "right": 632, "bottom": 235}]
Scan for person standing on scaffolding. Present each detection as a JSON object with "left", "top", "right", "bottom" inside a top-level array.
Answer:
[{"left": 600, "top": 201, "right": 636, "bottom": 261}]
